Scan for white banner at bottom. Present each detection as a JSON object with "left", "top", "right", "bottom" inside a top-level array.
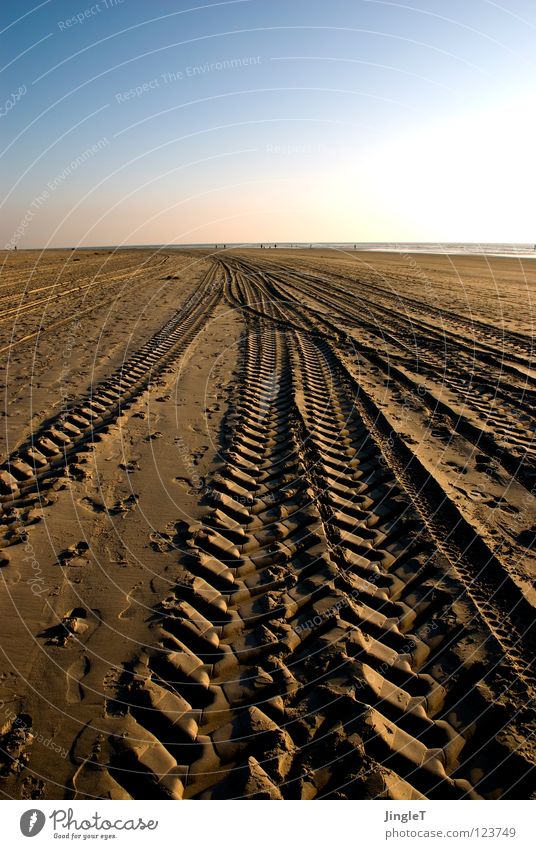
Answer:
[{"left": 3, "top": 799, "right": 533, "bottom": 848}]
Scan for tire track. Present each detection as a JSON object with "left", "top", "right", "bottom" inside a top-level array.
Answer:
[
  {"left": 98, "top": 262, "right": 534, "bottom": 800},
  {"left": 250, "top": 257, "right": 536, "bottom": 484},
  {"left": 0, "top": 261, "right": 223, "bottom": 527},
  {"left": 231, "top": 259, "right": 536, "bottom": 660},
  {"left": 286, "top": 255, "right": 534, "bottom": 365},
  {"left": 0, "top": 256, "right": 155, "bottom": 305}
]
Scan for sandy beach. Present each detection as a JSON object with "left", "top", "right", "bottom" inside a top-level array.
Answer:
[{"left": 0, "top": 248, "right": 534, "bottom": 800}]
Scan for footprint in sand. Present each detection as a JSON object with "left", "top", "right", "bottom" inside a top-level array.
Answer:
[
  {"left": 67, "top": 462, "right": 92, "bottom": 482},
  {"left": 445, "top": 460, "right": 468, "bottom": 475},
  {"left": 149, "top": 531, "right": 175, "bottom": 552},
  {"left": 39, "top": 607, "right": 89, "bottom": 646},
  {"left": 464, "top": 490, "right": 520, "bottom": 514},
  {"left": 66, "top": 655, "right": 91, "bottom": 703},
  {"left": 82, "top": 494, "right": 139, "bottom": 516},
  {"left": 488, "top": 497, "right": 519, "bottom": 514},
  {"left": 517, "top": 526, "right": 536, "bottom": 547},
  {"left": 118, "top": 583, "right": 144, "bottom": 620},
  {"left": 102, "top": 666, "right": 123, "bottom": 698},
  {"left": 109, "top": 494, "right": 139, "bottom": 515},
  {"left": 0, "top": 551, "right": 21, "bottom": 586},
  {"left": 70, "top": 725, "right": 130, "bottom": 799},
  {"left": 467, "top": 488, "right": 486, "bottom": 501},
  {"left": 145, "top": 431, "right": 163, "bottom": 441},
  {"left": 119, "top": 459, "right": 140, "bottom": 474},
  {"left": 0, "top": 712, "right": 34, "bottom": 775},
  {"left": 72, "top": 759, "right": 132, "bottom": 800},
  {"left": 173, "top": 475, "right": 205, "bottom": 495},
  {"left": 192, "top": 445, "right": 209, "bottom": 465},
  {"left": 21, "top": 775, "right": 45, "bottom": 800},
  {"left": 174, "top": 476, "right": 191, "bottom": 490},
  {"left": 0, "top": 568, "right": 22, "bottom": 588},
  {"left": 80, "top": 496, "right": 106, "bottom": 514},
  {"left": 58, "top": 540, "right": 90, "bottom": 568}
]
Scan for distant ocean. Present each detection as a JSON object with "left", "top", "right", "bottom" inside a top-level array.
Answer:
[{"left": 164, "top": 242, "right": 536, "bottom": 258}]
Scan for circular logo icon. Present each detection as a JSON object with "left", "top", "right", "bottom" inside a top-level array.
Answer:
[{"left": 20, "top": 810, "right": 46, "bottom": 837}]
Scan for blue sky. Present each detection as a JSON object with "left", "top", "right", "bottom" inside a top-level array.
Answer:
[{"left": 1, "top": 0, "right": 535, "bottom": 246}]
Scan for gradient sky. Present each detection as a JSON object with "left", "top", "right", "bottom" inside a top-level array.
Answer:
[{"left": 1, "top": 0, "right": 535, "bottom": 247}]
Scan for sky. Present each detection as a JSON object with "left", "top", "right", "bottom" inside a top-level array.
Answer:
[{"left": 1, "top": 0, "right": 535, "bottom": 247}]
